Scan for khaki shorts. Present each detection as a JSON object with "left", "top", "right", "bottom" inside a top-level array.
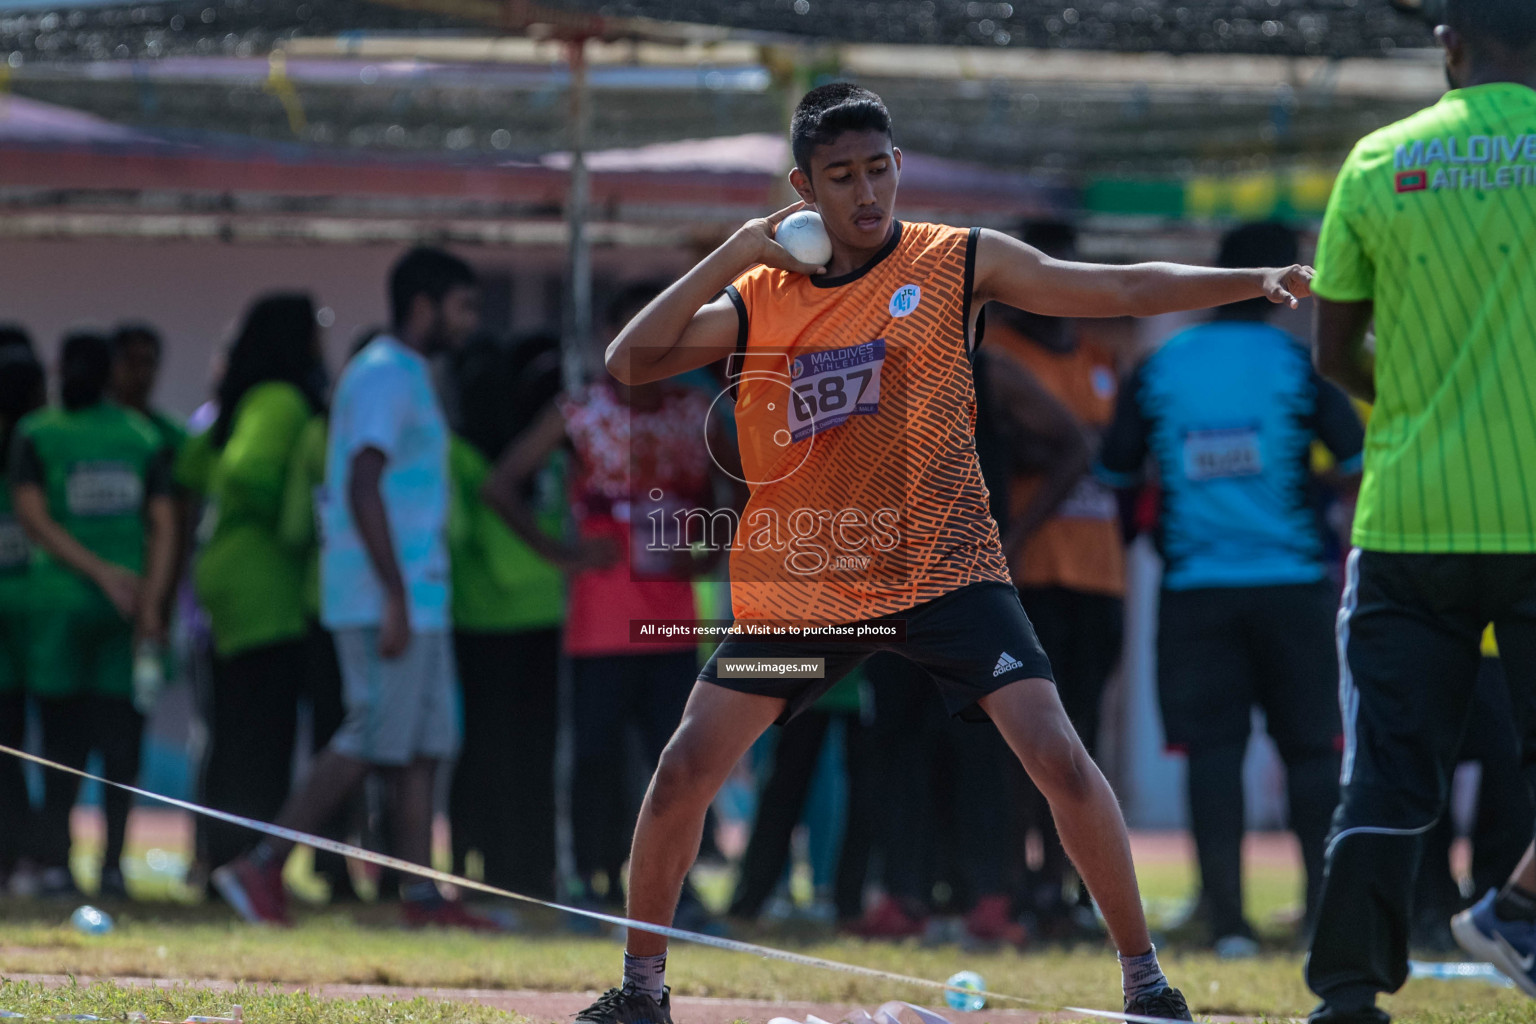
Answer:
[{"left": 330, "top": 628, "right": 460, "bottom": 766}]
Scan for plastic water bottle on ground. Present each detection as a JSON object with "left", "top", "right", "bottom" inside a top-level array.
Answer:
[
  {"left": 1408, "top": 959, "right": 1513, "bottom": 986},
  {"left": 944, "top": 971, "right": 986, "bottom": 1011},
  {"left": 69, "top": 905, "right": 114, "bottom": 935}
]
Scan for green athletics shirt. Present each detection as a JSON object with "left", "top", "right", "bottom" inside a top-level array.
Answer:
[
  {"left": 189, "top": 382, "right": 313, "bottom": 656},
  {"left": 277, "top": 415, "right": 327, "bottom": 622},
  {"left": 1314, "top": 82, "right": 1536, "bottom": 553},
  {"left": 10, "top": 403, "right": 171, "bottom": 611},
  {"left": 448, "top": 436, "right": 566, "bottom": 634}
]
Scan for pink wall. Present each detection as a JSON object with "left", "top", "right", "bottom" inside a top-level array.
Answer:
[
  {"left": 0, "top": 239, "right": 405, "bottom": 416},
  {"left": 0, "top": 238, "right": 692, "bottom": 418}
]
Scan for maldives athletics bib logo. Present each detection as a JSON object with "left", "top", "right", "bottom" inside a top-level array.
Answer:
[{"left": 1396, "top": 169, "right": 1429, "bottom": 193}]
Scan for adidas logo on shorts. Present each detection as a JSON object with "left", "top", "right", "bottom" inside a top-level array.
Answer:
[{"left": 993, "top": 652, "right": 1024, "bottom": 678}]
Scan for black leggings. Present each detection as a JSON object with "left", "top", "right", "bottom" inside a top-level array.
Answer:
[
  {"left": 202, "top": 639, "right": 306, "bottom": 871},
  {"left": 1011, "top": 587, "right": 1124, "bottom": 915},
  {"left": 202, "top": 632, "right": 351, "bottom": 873},
  {"left": 35, "top": 695, "right": 143, "bottom": 871},
  {"left": 865, "top": 651, "right": 1010, "bottom": 912},
  {"left": 450, "top": 629, "right": 560, "bottom": 899},
  {"left": 569, "top": 651, "right": 697, "bottom": 889},
  {"left": 727, "top": 708, "right": 874, "bottom": 922},
  {"left": 0, "top": 692, "right": 31, "bottom": 871}
]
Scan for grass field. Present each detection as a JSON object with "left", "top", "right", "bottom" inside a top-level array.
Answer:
[
  {"left": 1, "top": 832, "right": 1532, "bottom": 1024},
  {"left": 0, "top": 980, "right": 523, "bottom": 1024}
]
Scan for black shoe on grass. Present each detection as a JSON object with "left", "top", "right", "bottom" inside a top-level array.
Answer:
[
  {"left": 1125, "top": 985, "right": 1193, "bottom": 1022},
  {"left": 573, "top": 987, "right": 672, "bottom": 1024},
  {"left": 1307, "top": 1004, "right": 1390, "bottom": 1024}
]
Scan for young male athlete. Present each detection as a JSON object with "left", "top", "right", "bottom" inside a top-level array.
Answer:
[{"left": 587, "top": 83, "right": 1313, "bottom": 1024}]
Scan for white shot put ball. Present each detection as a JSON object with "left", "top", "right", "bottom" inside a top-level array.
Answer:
[{"left": 775, "top": 210, "right": 833, "bottom": 268}]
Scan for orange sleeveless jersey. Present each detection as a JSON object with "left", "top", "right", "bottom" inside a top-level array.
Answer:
[{"left": 724, "top": 221, "right": 1011, "bottom": 625}]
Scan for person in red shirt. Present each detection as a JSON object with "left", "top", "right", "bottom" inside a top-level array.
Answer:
[{"left": 491, "top": 285, "right": 731, "bottom": 909}]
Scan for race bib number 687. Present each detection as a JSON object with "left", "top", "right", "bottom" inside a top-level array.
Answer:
[{"left": 787, "top": 339, "right": 886, "bottom": 443}]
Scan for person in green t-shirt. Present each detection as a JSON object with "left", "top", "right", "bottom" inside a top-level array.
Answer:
[
  {"left": 0, "top": 350, "right": 45, "bottom": 887},
  {"left": 110, "top": 324, "right": 189, "bottom": 702},
  {"left": 179, "top": 294, "right": 329, "bottom": 876},
  {"left": 1305, "top": 4, "right": 1536, "bottom": 1021},
  {"left": 10, "top": 332, "right": 178, "bottom": 900},
  {"left": 445, "top": 333, "right": 567, "bottom": 899}
]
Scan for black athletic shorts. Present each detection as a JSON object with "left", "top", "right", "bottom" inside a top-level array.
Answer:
[
  {"left": 699, "top": 581, "right": 1054, "bottom": 725},
  {"left": 1157, "top": 579, "right": 1342, "bottom": 755}
]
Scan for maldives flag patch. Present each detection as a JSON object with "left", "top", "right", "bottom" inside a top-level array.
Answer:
[{"left": 1396, "top": 170, "right": 1429, "bottom": 193}]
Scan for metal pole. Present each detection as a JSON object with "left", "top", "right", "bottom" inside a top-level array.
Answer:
[
  {"left": 554, "top": 35, "right": 591, "bottom": 894},
  {"left": 563, "top": 36, "right": 593, "bottom": 396}
]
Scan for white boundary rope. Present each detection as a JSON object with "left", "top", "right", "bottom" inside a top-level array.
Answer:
[{"left": 0, "top": 743, "right": 1189, "bottom": 1024}]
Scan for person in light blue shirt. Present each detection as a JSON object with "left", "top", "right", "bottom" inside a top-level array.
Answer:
[
  {"left": 321, "top": 335, "right": 452, "bottom": 634},
  {"left": 1098, "top": 222, "right": 1364, "bottom": 954},
  {"left": 213, "top": 247, "right": 499, "bottom": 932}
]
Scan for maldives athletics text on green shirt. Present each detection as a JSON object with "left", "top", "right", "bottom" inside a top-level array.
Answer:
[{"left": 1314, "top": 82, "right": 1536, "bottom": 554}]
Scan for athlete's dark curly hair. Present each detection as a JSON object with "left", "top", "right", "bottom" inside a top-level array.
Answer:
[{"left": 790, "top": 83, "right": 893, "bottom": 175}]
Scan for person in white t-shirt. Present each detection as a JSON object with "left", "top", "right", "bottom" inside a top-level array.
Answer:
[{"left": 213, "top": 247, "right": 496, "bottom": 930}]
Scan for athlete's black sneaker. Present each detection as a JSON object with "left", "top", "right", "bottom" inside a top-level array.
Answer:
[
  {"left": 573, "top": 987, "right": 673, "bottom": 1024},
  {"left": 1124, "top": 985, "right": 1193, "bottom": 1022},
  {"left": 1306, "top": 1004, "right": 1390, "bottom": 1024}
]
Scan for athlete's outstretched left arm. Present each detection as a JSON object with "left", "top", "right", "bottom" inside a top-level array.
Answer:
[{"left": 972, "top": 229, "right": 1314, "bottom": 319}]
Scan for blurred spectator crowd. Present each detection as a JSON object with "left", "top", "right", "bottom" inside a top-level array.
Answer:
[{"left": 0, "top": 224, "right": 1523, "bottom": 952}]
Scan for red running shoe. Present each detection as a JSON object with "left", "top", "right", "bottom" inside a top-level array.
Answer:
[
  {"left": 401, "top": 899, "right": 506, "bottom": 932},
  {"left": 964, "top": 894, "right": 1029, "bottom": 948},
  {"left": 212, "top": 856, "right": 289, "bottom": 926},
  {"left": 845, "top": 895, "right": 926, "bottom": 939}
]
